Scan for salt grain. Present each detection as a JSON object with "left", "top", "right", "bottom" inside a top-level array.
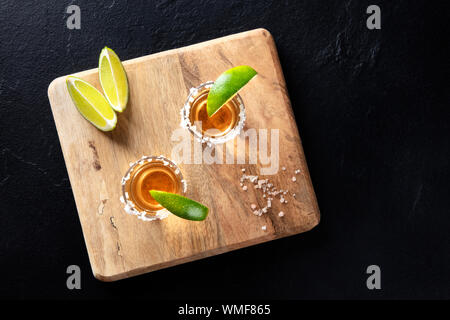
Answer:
[
  {"left": 253, "top": 210, "right": 262, "bottom": 216},
  {"left": 250, "top": 176, "right": 258, "bottom": 183},
  {"left": 278, "top": 211, "right": 285, "bottom": 217}
]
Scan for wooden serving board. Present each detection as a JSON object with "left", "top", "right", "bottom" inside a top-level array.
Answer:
[{"left": 48, "top": 28, "right": 320, "bottom": 281}]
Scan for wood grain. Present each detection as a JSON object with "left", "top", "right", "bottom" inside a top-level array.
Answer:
[{"left": 47, "top": 28, "right": 320, "bottom": 281}]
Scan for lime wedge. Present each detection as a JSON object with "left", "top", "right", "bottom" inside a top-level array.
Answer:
[
  {"left": 207, "top": 65, "right": 257, "bottom": 117},
  {"left": 149, "top": 190, "right": 209, "bottom": 221},
  {"left": 66, "top": 76, "right": 117, "bottom": 131},
  {"left": 98, "top": 47, "right": 129, "bottom": 112}
]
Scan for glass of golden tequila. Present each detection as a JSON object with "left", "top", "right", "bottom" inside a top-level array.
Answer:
[
  {"left": 181, "top": 81, "right": 245, "bottom": 145},
  {"left": 120, "top": 156, "right": 186, "bottom": 221}
]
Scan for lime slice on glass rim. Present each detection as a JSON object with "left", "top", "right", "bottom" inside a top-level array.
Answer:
[
  {"left": 66, "top": 76, "right": 117, "bottom": 131},
  {"left": 98, "top": 47, "right": 129, "bottom": 112},
  {"left": 149, "top": 190, "right": 209, "bottom": 221},
  {"left": 206, "top": 65, "right": 257, "bottom": 117}
]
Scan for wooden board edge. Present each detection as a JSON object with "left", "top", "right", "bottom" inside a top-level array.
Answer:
[
  {"left": 93, "top": 220, "right": 320, "bottom": 282},
  {"left": 47, "top": 76, "right": 102, "bottom": 277},
  {"left": 47, "top": 28, "right": 271, "bottom": 82},
  {"left": 257, "top": 28, "right": 322, "bottom": 227}
]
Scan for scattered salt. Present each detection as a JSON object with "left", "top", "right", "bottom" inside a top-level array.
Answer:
[{"left": 239, "top": 167, "right": 298, "bottom": 218}]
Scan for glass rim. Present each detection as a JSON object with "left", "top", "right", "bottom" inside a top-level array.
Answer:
[
  {"left": 180, "top": 81, "right": 246, "bottom": 146},
  {"left": 120, "top": 155, "right": 186, "bottom": 222}
]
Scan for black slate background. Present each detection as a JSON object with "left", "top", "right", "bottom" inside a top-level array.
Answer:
[{"left": 0, "top": 0, "right": 449, "bottom": 299}]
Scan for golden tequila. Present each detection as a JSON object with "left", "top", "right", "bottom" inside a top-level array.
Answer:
[
  {"left": 121, "top": 156, "right": 185, "bottom": 220},
  {"left": 181, "top": 81, "right": 245, "bottom": 144},
  {"left": 189, "top": 88, "right": 240, "bottom": 137}
]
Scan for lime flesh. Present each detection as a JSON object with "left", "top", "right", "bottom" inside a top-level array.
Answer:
[
  {"left": 99, "top": 47, "right": 129, "bottom": 112},
  {"left": 66, "top": 76, "right": 117, "bottom": 131},
  {"left": 150, "top": 190, "right": 209, "bottom": 221},
  {"left": 206, "top": 65, "right": 257, "bottom": 117}
]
